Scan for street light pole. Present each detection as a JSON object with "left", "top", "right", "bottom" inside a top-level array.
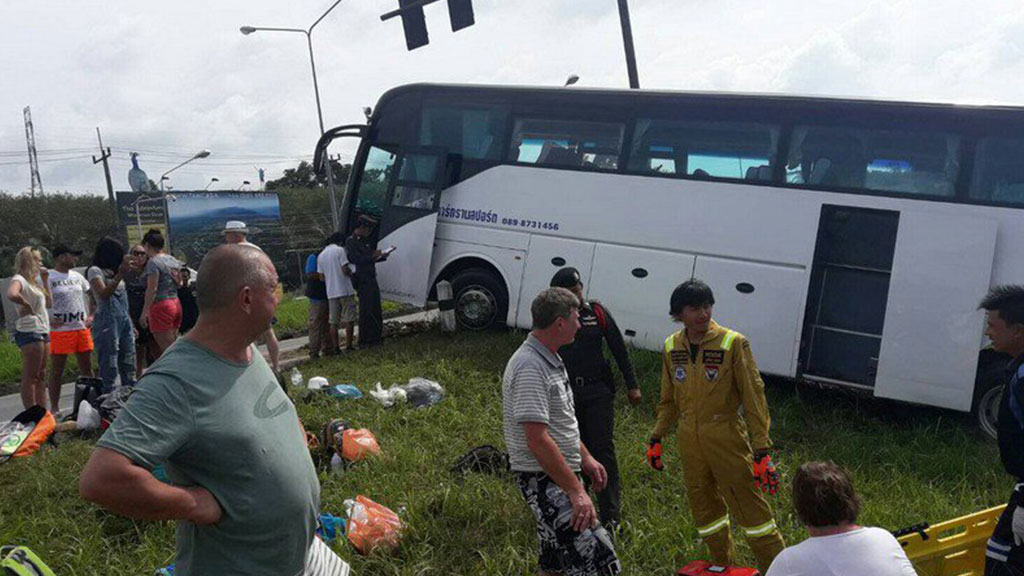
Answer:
[
  {"left": 241, "top": 0, "right": 344, "bottom": 230},
  {"left": 617, "top": 0, "right": 640, "bottom": 89},
  {"left": 159, "top": 149, "right": 211, "bottom": 191}
]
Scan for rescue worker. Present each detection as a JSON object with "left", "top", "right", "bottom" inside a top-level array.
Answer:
[
  {"left": 980, "top": 285, "right": 1024, "bottom": 575},
  {"left": 647, "top": 279, "right": 784, "bottom": 572},
  {"left": 344, "top": 214, "right": 389, "bottom": 348},
  {"left": 550, "top": 267, "right": 641, "bottom": 531}
]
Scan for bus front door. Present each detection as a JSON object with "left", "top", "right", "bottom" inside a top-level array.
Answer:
[
  {"left": 874, "top": 211, "right": 997, "bottom": 411},
  {"left": 374, "top": 147, "right": 446, "bottom": 306}
]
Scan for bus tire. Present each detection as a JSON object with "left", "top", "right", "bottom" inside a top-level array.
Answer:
[
  {"left": 973, "top": 350, "right": 1007, "bottom": 441},
  {"left": 450, "top": 268, "right": 508, "bottom": 331}
]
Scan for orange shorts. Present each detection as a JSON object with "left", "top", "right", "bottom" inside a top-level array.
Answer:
[{"left": 50, "top": 328, "right": 94, "bottom": 355}]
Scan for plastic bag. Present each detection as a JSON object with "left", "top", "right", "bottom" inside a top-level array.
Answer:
[
  {"left": 323, "top": 384, "right": 363, "bottom": 400},
  {"left": 402, "top": 378, "right": 444, "bottom": 408},
  {"left": 316, "top": 513, "right": 346, "bottom": 543},
  {"left": 345, "top": 496, "right": 404, "bottom": 554},
  {"left": 369, "top": 378, "right": 444, "bottom": 408},
  {"left": 290, "top": 368, "right": 304, "bottom": 388},
  {"left": 341, "top": 429, "right": 381, "bottom": 462},
  {"left": 308, "top": 376, "right": 328, "bottom": 391}
]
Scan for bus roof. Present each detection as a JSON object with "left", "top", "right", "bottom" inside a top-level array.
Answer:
[{"left": 373, "top": 82, "right": 1024, "bottom": 120}]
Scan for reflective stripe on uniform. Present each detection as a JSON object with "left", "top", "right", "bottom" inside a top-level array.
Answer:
[
  {"left": 742, "top": 519, "right": 778, "bottom": 538},
  {"left": 664, "top": 334, "right": 675, "bottom": 354},
  {"left": 721, "top": 330, "right": 737, "bottom": 350},
  {"left": 696, "top": 514, "right": 730, "bottom": 537},
  {"left": 987, "top": 538, "right": 1011, "bottom": 562}
]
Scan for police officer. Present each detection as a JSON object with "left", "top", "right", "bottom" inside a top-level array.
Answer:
[
  {"left": 550, "top": 267, "right": 640, "bottom": 530},
  {"left": 980, "top": 285, "right": 1024, "bottom": 575},
  {"left": 647, "top": 279, "right": 784, "bottom": 572},
  {"left": 344, "top": 214, "right": 389, "bottom": 348}
]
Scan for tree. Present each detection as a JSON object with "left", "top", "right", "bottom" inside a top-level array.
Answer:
[{"left": 266, "top": 160, "right": 351, "bottom": 191}]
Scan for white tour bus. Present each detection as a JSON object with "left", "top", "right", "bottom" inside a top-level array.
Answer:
[{"left": 314, "top": 83, "right": 1024, "bottom": 436}]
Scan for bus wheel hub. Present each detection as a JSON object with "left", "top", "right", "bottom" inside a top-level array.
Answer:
[{"left": 457, "top": 286, "right": 495, "bottom": 329}]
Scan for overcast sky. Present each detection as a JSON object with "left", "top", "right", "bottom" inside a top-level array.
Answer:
[{"left": 1, "top": 0, "right": 1021, "bottom": 195}]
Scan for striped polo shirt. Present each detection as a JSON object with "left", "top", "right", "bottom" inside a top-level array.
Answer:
[{"left": 502, "top": 334, "right": 581, "bottom": 473}]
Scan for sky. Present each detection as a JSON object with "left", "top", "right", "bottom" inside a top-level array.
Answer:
[{"left": 0, "top": 0, "right": 1022, "bottom": 196}]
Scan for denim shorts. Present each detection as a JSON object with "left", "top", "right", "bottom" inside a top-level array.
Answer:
[{"left": 14, "top": 331, "right": 49, "bottom": 348}]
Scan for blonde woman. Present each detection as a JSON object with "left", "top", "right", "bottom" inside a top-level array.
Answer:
[{"left": 5, "top": 247, "right": 52, "bottom": 409}]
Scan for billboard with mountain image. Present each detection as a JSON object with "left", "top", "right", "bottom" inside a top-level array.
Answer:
[{"left": 167, "top": 192, "right": 284, "bottom": 272}]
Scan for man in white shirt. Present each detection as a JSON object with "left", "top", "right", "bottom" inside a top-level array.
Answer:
[
  {"left": 317, "top": 232, "right": 356, "bottom": 353},
  {"left": 48, "top": 243, "right": 95, "bottom": 413},
  {"left": 766, "top": 461, "right": 917, "bottom": 576}
]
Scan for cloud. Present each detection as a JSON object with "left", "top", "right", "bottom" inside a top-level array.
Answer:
[{"left": 0, "top": 0, "right": 1022, "bottom": 195}]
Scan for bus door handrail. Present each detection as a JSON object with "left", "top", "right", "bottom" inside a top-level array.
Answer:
[{"left": 313, "top": 124, "right": 368, "bottom": 175}]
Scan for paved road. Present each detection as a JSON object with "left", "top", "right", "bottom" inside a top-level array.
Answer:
[{"left": 0, "top": 309, "right": 438, "bottom": 421}]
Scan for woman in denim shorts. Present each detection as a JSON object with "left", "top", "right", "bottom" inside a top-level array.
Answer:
[{"left": 5, "top": 247, "right": 51, "bottom": 409}]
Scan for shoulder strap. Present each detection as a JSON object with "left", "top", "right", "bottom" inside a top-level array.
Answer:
[{"left": 591, "top": 302, "right": 608, "bottom": 330}]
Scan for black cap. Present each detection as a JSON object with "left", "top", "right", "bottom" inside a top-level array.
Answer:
[
  {"left": 669, "top": 279, "right": 715, "bottom": 316},
  {"left": 52, "top": 244, "right": 83, "bottom": 258},
  {"left": 550, "top": 267, "right": 582, "bottom": 289},
  {"left": 356, "top": 214, "right": 379, "bottom": 227}
]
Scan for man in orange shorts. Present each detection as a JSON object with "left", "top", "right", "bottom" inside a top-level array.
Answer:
[{"left": 48, "top": 243, "right": 95, "bottom": 413}]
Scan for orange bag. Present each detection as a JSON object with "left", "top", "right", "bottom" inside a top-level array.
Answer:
[
  {"left": 1, "top": 406, "right": 55, "bottom": 462},
  {"left": 346, "top": 495, "right": 403, "bottom": 554},
  {"left": 341, "top": 429, "right": 381, "bottom": 462}
]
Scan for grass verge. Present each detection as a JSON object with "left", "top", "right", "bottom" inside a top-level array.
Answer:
[{"left": 0, "top": 328, "right": 1007, "bottom": 574}]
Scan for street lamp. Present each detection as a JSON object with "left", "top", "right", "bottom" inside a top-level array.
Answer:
[
  {"left": 564, "top": 74, "right": 580, "bottom": 87},
  {"left": 237, "top": 180, "right": 251, "bottom": 191},
  {"left": 241, "top": 0, "right": 344, "bottom": 230},
  {"left": 160, "top": 149, "right": 211, "bottom": 191},
  {"left": 204, "top": 177, "right": 220, "bottom": 190}
]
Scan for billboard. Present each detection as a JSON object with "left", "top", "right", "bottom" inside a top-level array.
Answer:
[{"left": 116, "top": 191, "right": 284, "bottom": 271}]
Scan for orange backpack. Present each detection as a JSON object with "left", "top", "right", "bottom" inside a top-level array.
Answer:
[{"left": 0, "top": 406, "right": 56, "bottom": 463}]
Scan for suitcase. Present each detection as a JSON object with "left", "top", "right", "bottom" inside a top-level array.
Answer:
[{"left": 678, "top": 560, "right": 760, "bottom": 576}]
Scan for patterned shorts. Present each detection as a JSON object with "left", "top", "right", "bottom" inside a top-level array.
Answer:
[{"left": 515, "top": 471, "right": 621, "bottom": 576}]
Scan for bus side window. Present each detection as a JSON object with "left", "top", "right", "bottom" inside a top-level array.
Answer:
[
  {"left": 628, "top": 119, "right": 778, "bottom": 181},
  {"left": 970, "top": 137, "right": 1024, "bottom": 205},
  {"left": 509, "top": 119, "right": 624, "bottom": 171},
  {"left": 788, "top": 125, "right": 959, "bottom": 197}
]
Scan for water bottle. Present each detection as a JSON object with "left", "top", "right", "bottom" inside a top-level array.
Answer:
[{"left": 290, "top": 368, "right": 304, "bottom": 388}]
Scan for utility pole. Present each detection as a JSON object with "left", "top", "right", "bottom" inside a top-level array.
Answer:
[
  {"left": 92, "top": 127, "right": 120, "bottom": 233},
  {"left": 617, "top": 0, "right": 640, "bottom": 89},
  {"left": 23, "top": 106, "right": 43, "bottom": 196}
]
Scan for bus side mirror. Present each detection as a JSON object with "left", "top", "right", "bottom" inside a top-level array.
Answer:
[{"left": 313, "top": 125, "right": 368, "bottom": 177}]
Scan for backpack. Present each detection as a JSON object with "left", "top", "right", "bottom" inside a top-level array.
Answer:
[
  {"left": 0, "top": 546, "right": 56, "bottom": 576},
  {"left": 450, "top": 445, "right": 510, "bottom": 480},
  {"left": 0, "top": 406, "right": 55, "bottom": 464},
  {"left": 71, "top": 376, "right": 104, "bottom": 421}
]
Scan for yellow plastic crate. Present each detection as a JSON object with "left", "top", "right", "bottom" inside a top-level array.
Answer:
[{"left": 896, "top": 505, "right": 1005, "bottom": 576}]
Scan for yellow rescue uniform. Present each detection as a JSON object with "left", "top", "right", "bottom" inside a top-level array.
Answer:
[{"left": 652, "top": 321, "right": 784, "bottom": 571}]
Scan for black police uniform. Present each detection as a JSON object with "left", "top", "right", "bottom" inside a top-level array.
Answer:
[
  {"left": 345, "top": 233, "right": 385, "bottom": 347},
  {"left": 986, "top": 353, "right": 1024, "bottom": 575},
  {"left": 558, "top": 299, "right": 638, "bottom": 527}
]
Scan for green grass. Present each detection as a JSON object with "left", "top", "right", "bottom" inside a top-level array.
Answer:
[
  {"left": 0, "top": 329, "right": 1008, "bottom": 574},
  {"left": 274, "top": 294, "right": 404, "bottom": 339}
]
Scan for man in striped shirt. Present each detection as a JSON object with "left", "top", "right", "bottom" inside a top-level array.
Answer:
[{"left": 502, "top": 287, "right": 621, "bottom": 576}]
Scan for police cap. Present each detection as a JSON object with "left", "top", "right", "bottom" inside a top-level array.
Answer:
[{"left": 550, "top": 267, "right": 582, "bottom": 289}]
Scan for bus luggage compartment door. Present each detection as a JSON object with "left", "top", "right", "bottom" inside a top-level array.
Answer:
[
  {"left": 587, "top": 244, "right": 698, "bottom": 350},
  {"left": 874, "top": 211, "right": 997, "bottom": 411},
  {"left": 515, "top": 236, "right": 596, "bottom": 328}
]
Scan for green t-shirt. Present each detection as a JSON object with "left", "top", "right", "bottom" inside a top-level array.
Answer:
[{"left": 98, "top": 339, "right": 320, "bottom": 576}]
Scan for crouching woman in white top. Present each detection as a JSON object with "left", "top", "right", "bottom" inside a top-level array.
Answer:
[
  {"left": 766, "top": 461, "right": 917, "bottom": 576},
  {"left": 5, "top": 247, "right": 52, "bottom": 410}
]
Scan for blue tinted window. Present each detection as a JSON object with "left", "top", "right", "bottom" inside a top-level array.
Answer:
[
  {"left": 420, "top": 105, "right": 508, "bottom": 160},
  {"left": 970, "top": 137, "right": 1024, "bottom": 206},
  {"left": 629, "top": 119, "right": 779, "bottom": 181}
]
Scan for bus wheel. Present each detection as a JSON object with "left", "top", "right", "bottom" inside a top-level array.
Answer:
[
  {"left": 975, "top": 383, "right": 1002, "bottom": 441},
  {"left": 973, "top": 352, "right": 1006, "bottom": 440},
  {"left": 450, "top": 268, "right": 507, "bottom": 331}
]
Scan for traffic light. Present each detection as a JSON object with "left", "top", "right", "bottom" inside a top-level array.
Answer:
[
  {"left": 383, "top": 0, "right": 475, "bottom": 51},
  {"left": 447, "top": 0, "right": 474, "bottom": 32},
  {"left": 399, "top": 0, "right": 429, "bottom": 51}
]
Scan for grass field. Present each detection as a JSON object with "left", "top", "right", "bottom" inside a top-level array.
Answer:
[
  {"left": 0, "top": 328, "right": 1009, "bottom": 575},
  {"left": 0, "top": 293, "right": 401, "bottom": 394}
]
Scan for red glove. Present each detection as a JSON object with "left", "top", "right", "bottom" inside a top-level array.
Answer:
[
  {"left": 752, "top": 452, "right": 780, "bottom": 496},
  {"left": 646, "top": 438, "right": 664, "bottom": 471}
]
